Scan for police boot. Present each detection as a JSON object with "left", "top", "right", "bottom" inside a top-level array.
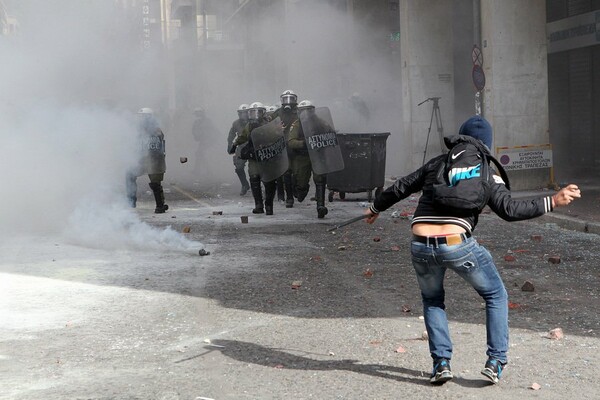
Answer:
[
  {"left": 283, "top": 171, "right": 294, "bottom": 208},
  {"left": 276, "top": 177, "right": 285, "bottom": 202},
  {"left": 316, "top": 183, "right": 328, "bottom": 219},
  {"left": 235, "top": 168, "right": 250, "bottom": 196},
  {"left": 264, "top": 180, "right": 277, "bottom": 216},
  {"left": 250, "top": 176, "right": 264, "bottom": 214},
  {"left": 149, "top": 182, "right": 169, "bottom": 214}
]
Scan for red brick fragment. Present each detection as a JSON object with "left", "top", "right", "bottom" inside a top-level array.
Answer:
[{"left": 504, "top": 255, "right": 516, "bottom": 262}]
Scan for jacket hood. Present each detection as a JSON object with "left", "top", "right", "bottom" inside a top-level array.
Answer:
[{"left": 444, "top": 134, "right": 491, "bottom": 153}]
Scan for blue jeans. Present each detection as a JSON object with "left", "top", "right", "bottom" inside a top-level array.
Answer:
[{"left": 411, "top": 237, "right": 508, "bottom": 364}]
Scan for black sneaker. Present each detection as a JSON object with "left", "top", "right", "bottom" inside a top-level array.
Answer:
[
  {"left": 481, "top": 358, "right": 505, "bottom": 384},
  {"left": 430, "top": 358, "right": 453, "bottom": 384}
]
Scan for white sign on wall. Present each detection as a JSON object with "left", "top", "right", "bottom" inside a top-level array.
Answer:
[{"left": 496, "top": 145, "right": 553, "bottom": 171}]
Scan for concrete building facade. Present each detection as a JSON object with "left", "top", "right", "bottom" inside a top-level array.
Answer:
[{"left": 121, "top": 0, "right": 598, "bottom": 189}]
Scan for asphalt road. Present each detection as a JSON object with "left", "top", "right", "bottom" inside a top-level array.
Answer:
[{"left": 2, "top": 183, "right": 600, "bottom": 400}]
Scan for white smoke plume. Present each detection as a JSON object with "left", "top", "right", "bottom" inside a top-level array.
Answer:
[
  {"left": 0, "top": 0, "right": 204, "bottom": 253},
  {"left": 1, "top": 101, "right": 203, "bottom": 253},
  {"left": 1, "top": 0, "right": 408, "bottom": 251}
]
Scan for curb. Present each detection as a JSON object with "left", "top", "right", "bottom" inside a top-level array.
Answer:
[{"left": 541, "top": 213, "right": 600, "bottom": 236}]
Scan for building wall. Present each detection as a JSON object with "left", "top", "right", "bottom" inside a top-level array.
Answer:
[
  {"left": 400, "top": 0, "right": 455, "bottom": 170},
  {"left": 481, "top": 0, "right": 550, "bottom": 189}
]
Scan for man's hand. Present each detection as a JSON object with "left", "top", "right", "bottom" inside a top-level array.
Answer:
[
  {"left": 552, "top": 184, "right": 581, "bottom": 207},
  {"left": 364, "top": 208, "right": 379, "bottom": 224}
]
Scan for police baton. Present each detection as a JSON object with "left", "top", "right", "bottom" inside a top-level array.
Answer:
[{"left": 327, "top": 214, "right": 369, "bottom": 232}]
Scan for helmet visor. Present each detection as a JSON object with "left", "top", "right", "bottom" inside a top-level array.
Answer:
[
  {"left": 280, "top": 94, "right": 297, "bottom": 105},
  {"left": 248, "top": 108, "right": 263, "bottom": 121}
]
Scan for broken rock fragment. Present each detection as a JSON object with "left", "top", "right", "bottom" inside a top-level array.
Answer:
[
  {"left": 521, "top": 281, "right": 535, "bottom": 292},
  {"left": 547, "top": 327, "right": 564, "bottom": 340},
  {"left": 291, "top": 280, "right": 302, "bottom": 289}
]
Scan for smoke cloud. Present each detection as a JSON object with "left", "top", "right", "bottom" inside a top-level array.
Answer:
[
  {"left": 1, "top": 0, "right": 407, "bottom": 250},
  {"left": 0, "top": 0, "right": 203, "bottom": 252}
]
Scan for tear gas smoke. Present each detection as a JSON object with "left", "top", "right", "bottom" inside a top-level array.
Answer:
[
  {"left": 0, "top": 0, "right": 204, "bottom": 252},
  {"left": 1, "top": 0, "right": 410, "bottom": 246},
  {"left": 1, "top": 102, "right": 204, "bottom": 254}
]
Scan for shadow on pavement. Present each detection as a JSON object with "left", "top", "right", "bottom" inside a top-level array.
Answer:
[{"left": 175, "top": 339, "right": 495, "bottom": 389}]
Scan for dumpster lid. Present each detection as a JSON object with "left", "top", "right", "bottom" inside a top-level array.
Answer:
[{"left": 337, "top": 132, "right": 390, "bottom": 137}]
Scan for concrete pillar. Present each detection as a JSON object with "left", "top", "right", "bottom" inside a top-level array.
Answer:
[
  {"left": 400, "top": 0, "right": 455, "bottom": 171},
  {"left": 480, "top": 0, "right": 550, "bottom": 188}
]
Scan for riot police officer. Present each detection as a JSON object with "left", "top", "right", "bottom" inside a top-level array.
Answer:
[
  {"left": 126, "top": 107, "right": 169, "bottom": 214},
  {"left": 293, "top": 100, "right": 329, "bottom": 219},
  {"left": 227, "top": 104, "right": 251, "bottom": 196},
  {"left": 276, "top": 89, "right": 299, "bottom": 209},
  {"left": 232, "top": 102, "right": 278, "bottom": 215},
  {"left": 263, "top": 104, "right": 286, "bottom": 203}
]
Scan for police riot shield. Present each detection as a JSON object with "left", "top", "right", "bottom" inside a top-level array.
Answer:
[
  {"left": 299, "top": 107, "right": 344, "bottom": 175},
  {"left": 250, "top": 117, "right": 289, "bottom": 183},
  {"left": 140, "top": 133, "right": 166, "bottom": 175}
]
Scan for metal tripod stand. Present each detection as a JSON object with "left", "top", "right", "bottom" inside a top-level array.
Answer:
[{"left": 418, "top": 97, "right": 444, "bottom": 165}]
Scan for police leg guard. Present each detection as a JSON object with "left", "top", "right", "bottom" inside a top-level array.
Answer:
[
  {"left": 316, "top": 183, "right": 328, "bottom": 219},
  {"left": 283, "top": 171, "right": 294, "bottom": 208},
  {"left": 249, "top": 175, "right": 264, "bottom": 214},
  {"left": 126, "top": 174, "right": 137, "bottom": 208},
  {"left": 235, "top": 168, "right": 250, "bottom": 196},
  {"left": 264, "top": 180, "right": 277, "bottom": 216},
  {"left": 276, "top": 177, "right": 285, "bottom": 202},
  {"left": 149, "top": 182, "right": 169, "bottom": 214}
]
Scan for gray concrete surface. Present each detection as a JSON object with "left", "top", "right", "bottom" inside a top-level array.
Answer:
[
  {"left": 514, "top": 178, "right": 600, "bottom": 234},
  {"left": 1, "top": 180, "right": 600, "bottom": 400}
]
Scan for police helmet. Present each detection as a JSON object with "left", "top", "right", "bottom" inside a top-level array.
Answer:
[
  {"left": 297, "top": 100, "right": 314, "bottom": 110},
  {"left": 237, "top": 103, "right": 249, "bottom": 120},
  {"left": 248, "top": 102, "right": 266, "bottom": 121},
  {"left": 280, "top": 90, "right": 298, "bottom": 106}
]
